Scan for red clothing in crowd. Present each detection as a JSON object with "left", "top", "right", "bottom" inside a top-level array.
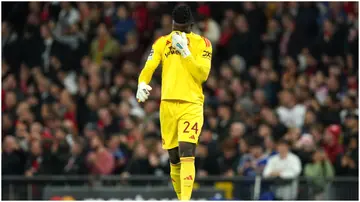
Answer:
[
  {"left": 219, "top": 29, "right": 234, "bottom": 47},
  {"left": 343, "top": 2, "right": 356, "bottom": 15},
  {"left": 64, "top": 110, "right": 77, "bottom": 127},
  {"left": 133, "top": 5, "right": 148, "bottom": 33},
  {"left": 322, "top": 125, "right": 344, "bottom": 164},
  {"left": 87, "top": 149, "right": 115, "bottom": 175},
  {"left": 197, "top": 4, "right": 211, "bottom": 17}
]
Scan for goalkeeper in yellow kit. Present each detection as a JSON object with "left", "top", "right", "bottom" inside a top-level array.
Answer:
[{"left": 136, "top": 4, "right": 212, "bottom": 201}]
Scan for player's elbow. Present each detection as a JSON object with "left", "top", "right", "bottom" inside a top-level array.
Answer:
[
  {"left": 201, "top": 75, "right": 209, "bottom": 83},
  {"left": 196, "top": 73, "right": 208, "bottom": 83},
  {"left": 201, "top": 69, "right": 211, "bottom": 82}
]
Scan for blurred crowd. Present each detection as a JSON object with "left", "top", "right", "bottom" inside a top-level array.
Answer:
[{"left": 1, "top": 2, "right": 358, "bottom": 193}]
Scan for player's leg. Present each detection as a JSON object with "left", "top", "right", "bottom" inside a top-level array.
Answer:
[
  {"left": 168, "top": 147, "right": 181, "bottom": 199},
  {"left": 160, "top": 101, "right": 181, "bottom": 199},
  {"left": 179, "top": 142, "right": 196, "bottom": 201},
  {"left": 177, "top": 102, "right": 204, "bottom": 201}
]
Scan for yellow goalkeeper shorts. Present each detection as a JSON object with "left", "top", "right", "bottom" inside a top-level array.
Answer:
[{"left": 160, "top": 100, "right": 204, "bottom": 150}]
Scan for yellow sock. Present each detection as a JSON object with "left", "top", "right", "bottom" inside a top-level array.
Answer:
[
  {"left": 180, "top": 157, "right": 195, "bottom": 201},
  {"left": 170, "top": 162, "right": 181, "bottom": 199}
]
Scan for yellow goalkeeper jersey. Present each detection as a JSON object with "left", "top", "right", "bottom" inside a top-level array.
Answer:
[{"left": 138, "top": 31, "right": 212, "bottom": 105}]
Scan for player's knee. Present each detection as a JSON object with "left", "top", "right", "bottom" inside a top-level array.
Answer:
[
  {"left": 179, "top": 142, "right": 196, "bottom": 157},
  {"left": 168, "top": 147, "right": 180, "bottom": 164}
]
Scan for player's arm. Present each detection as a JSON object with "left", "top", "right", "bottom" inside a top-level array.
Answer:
[
  {"left": 136, "top": 38, "right": 163, "bottom": 102},
  {"left": 172, "top": 33, "right": 212, "bottom": 83},
  {"left": 138, "top": 38, "right": 163, "bottom": 84},
  {"left": 182, "top": 37, "right": 212, "bottom": 83}
]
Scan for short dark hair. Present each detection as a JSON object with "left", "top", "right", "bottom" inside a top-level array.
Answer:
[
  {"left": 172, "top": 4, "right": 193, "bottom": 25},
  {"left": 277, "top": 139, "right": 290, "bottom": 146},
  {"left": 248, "top": 136, "right": 263, "bottom": 149}
]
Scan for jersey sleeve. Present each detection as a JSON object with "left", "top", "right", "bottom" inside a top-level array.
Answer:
[
  {"left": 182, "top": 37, "right": 212, "bottom": 83},
  {"left": 138, "top": 37, "right": 163, "bottom": 84}
]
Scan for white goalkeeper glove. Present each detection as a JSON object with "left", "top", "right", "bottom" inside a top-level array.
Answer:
[
  {"left": 172, "top": 32, "right": 191, "bottom": 58},
  {"left": 136, "top": 82, "right": 152, "bottom": 102}
]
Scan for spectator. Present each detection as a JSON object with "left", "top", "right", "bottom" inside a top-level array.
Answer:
[
  {"left": 216, "top": 104, "right": 233, "bottom": 142},
  {"left": 237, "top": 139, "right": 268, "bottom": 177},
  {"left": 279, "top": 13, "right": 305, "bottom": 58},
  {"left": 295, "top": 3, "right": 320, "bottom": 44},
  {"left": 119, "top": 32, "right": 144, "bottom": 64},
  {"left": 113, "top": 5, "right": 136, "bottom": 45},
  {"left": 340, "top": 95, "right": 357, "bottom": 123},
  {"left": 15, "top": 122, "right": 30, "bottom": 152},
  {"left": 54, "top": 21, "right": 86, "bottom": 52},
  {"left": 25, "top": 140, "right": 43, "bottom": 176},
  {"left": 155, "top": 14, "right": 172, "bottom": 36},
  {"left": 39, "top": 23, "right": 70, "bottom": 75},
  {"left": 342, "top": 113, "right": 358, "bottom": 146},
  {"left": 314, "top": 19, "right": 345, "bottom": 64},
  {"left": 319, "top": 94, "right": 342, "bottom": 126},
  {"left": 243, "top": 2, "right": 267, "bottom": 35},
  {"left": 227, "top": 14, "right": 261, "bottom": 66},
  {"left": 302, "top": 109, "right": 318, "bottom": 133},
  {"left": 196, "top": 143, "right": 220, "bottom": 177},
  {"left": 276, "top": 90, "right": 306, "bottom": 128},
  {"left": 217, "top": 9, "right": 235, "bottom": 56},
  {"left": 293, "top": 134, "right": 316, "bottom": 168},
  {"left": 90, "top": 23, "right": 120, "bottom": 65},
  {"left": 103, "top": 2, "right": 116, "bottom": 25},
  {"left": 194, "top": 4, "right": 220, "bottom": 46},
  {"left": 304, "top": 149, "right": 335, "bottom": 200},
  {"left": 263, "top": 140, "right": 302, "bottom": 200},
  {"left": 56, "top": 2, "right": 80, "bottom": 35},
  {"left": 217, "top": 138, "right": 238, "bottom": 176},
  {"left": 264, "top": 136, "right": 277, "bottom": 157},
  {"left": 322, "top": 124, "right": 343, "bottom": 164},
  {"left": 98, "top": 108, "right": 121, "bottom": 140},
  {"left": 2, "top": 22, "right": 20, "bottom": 70},
  {"left": 261, "top": 107, "right": 288, "bottom": 141},
  {"left": 64, "top": 138, "right": 87, "bottom": 175},
  {"left": 4, "top": 91, "right": 17, "bottom": 116},
  {"left": 262, "top": 18, "right": 281, "bottom": 62},
  {"left": 2, "top": 113, "right": 15, "bottom": 136},
  {"left": 2, "top": 136, "right": 25, "bottom": 175},
  {"left": 238, "top": 137, "right": 249, "bottom": 157},
  {"left": 86, "top": 135, "right": 114, "bottom": 175},
  {"left": 196, "top": 129, "right": 221, "bottom": 177},
  {"left": 107, "top": 135, "right": 127, "bottom": 174},
  {"left": 229, "top": 122, "right": 246, "bottom": 142},
  {"left": 152, "top": 139, "right": 170, "bottom": 175},
  {"left": 123, "top": 142, "right": 156, "bottom": 175},
  {"left": 57, "top": 90, "right": 77, "bottom": 126},
  {"left": 335, "top": 136, "right": 358, "bottom": 176},
  {"left": 284, "top": 128, "right": 301, "bottom": 148},
  {"left": 83, "top": 122, "right": 99, "bottom": 139},
  {"left": 258, "top": 123, "right": 273, "bottom": 139},
  {"left": 84, "top": 93, "right": 100, "bottom": 124},
  {"left": 37, "top": 127, "right": 71, "bottom": 175}
]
